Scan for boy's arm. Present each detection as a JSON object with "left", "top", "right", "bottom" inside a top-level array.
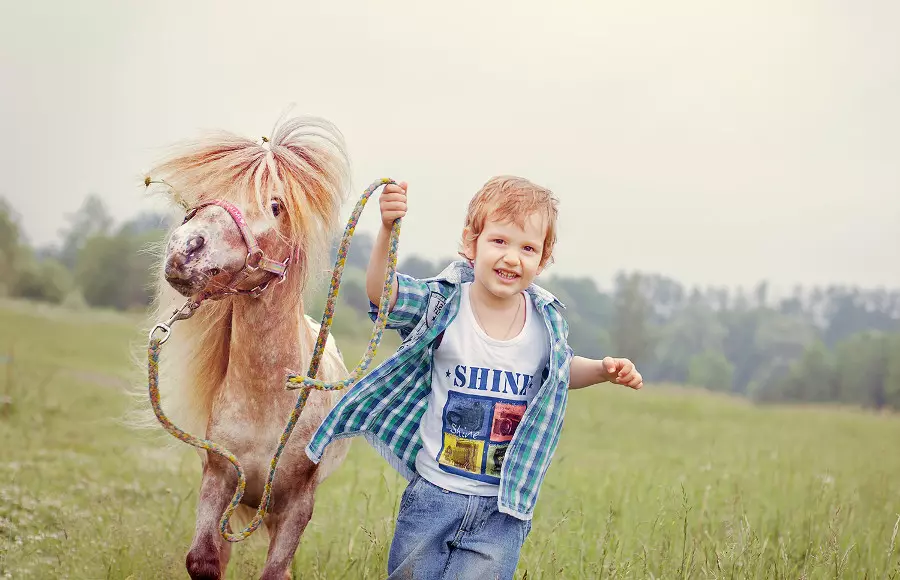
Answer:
[
  {"left": 569, "top": 355, "right": 643, "bottom": 390},
  {"left": 366, "top": 181, "right": 408, "bottom": 310},
  {"left": 364, "top": 181, "right": 430, "bottom": 337},
  {"left": 367, "top": 222, "right": 401, "bottom": 311}
]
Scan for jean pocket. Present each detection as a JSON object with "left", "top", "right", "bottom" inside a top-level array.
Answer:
[{"left": 398, "top": 476, "right": 422, "bottom": 517}]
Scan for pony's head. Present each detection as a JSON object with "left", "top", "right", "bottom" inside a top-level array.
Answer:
[{"left": 147, "top": 116, "right": 350, "bottom": 300}]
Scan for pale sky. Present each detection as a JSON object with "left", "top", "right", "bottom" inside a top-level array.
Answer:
[{"left": 1, "top": 0, "right": 898, "bottom": 292}]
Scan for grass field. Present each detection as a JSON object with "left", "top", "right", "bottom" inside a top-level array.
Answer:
[{"left": 1, "top": 298, "right": 899, "bottom": 579}]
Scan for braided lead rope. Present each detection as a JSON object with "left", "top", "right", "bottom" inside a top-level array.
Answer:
[{"left": 147, "top": 178, "right": 400, "bottom": 542}]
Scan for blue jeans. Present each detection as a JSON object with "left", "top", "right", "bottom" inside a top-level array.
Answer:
[{"left": 387, "top": 475, "right": 532, "bottom": 580}]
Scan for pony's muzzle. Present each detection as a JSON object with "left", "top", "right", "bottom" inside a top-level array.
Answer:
[
  {"left": 164, "top": 234, "right": 212, "bottom": 296},
  {"left": 165, "top": 235, "right": 205, "bottom": 275}
]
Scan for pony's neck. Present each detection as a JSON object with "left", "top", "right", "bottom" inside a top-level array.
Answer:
[{"left": 226, "top": 284, "right": 310, "bottom": 390}]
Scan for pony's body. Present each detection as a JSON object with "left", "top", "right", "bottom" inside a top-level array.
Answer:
[{"left": 144, "top": 117, "right": 352, "bottom": 579}]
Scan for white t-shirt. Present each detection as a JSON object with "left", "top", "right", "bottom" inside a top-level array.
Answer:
[{"left": 415, "top": 282, "right": 551, "bottom": 495}]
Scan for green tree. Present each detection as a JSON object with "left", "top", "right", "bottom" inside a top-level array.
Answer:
[
  {"left": 58, "top": 194, "right": 113, "bottom": 269},
  {"left": 12, "top": 255, "right": 72, "bottom": 304},
  {"left": 399, "top": 255, "right": 439, "bottom": 279},
  {"left": 343, "top": 230, "right": 374, "bottom": 271},
  {"left": 884, "top": 334, "right": 900, "bottom": 410},
  {"left": 0, "top": 198, "right": 23, "bottom": 295},
  {"left": 74, "top": 227, "right": 163, "bottom": 311},
  {"left": 612, "top": 272, "right": 656, "bottom": 364},
  {"left": 541, "top": 275, "right": 613, "bottom": 360},
  {"left": 833, "top": 332, "right": 889, "bottom": 409},
  {"left": 687, "top": 350, "right": 734, "bottom": 391},
  {"left": 755, "top": 340, "right": 836, "bottom": 404},
  {"left": 653, "top": 291, "right": 726, "bottom": 384}
]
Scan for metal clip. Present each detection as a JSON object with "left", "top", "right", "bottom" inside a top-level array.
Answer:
[
  {"left": 149, "top": 299, "right": 199, "bottom": 344},
  {"left": 167, "top": 299, "right": 200, "bottom": 325},
  {"left": 149, "top": 323, "right": 172, "bottom": 344}
]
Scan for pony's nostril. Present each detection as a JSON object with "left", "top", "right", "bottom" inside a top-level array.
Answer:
[
  {"left": 165, "top": 255, "right": 189, "bottom": 281},
  {"left": 186, "top": 235, "right": 205, "bottom": 255}
]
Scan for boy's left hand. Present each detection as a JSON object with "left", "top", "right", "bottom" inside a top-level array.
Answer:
[{"left": 600, "top": 357, "right": 643, "bottom": 390}]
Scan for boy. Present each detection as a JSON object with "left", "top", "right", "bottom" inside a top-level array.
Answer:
[{"left": 306, "top": 177, "right": 643, "bottom": 580}]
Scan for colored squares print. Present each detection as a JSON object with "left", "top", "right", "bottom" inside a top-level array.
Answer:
[
  {"left": 490, "top": 401, "right": 526, "bottom": 443},
  {"left": 444, "top": 393, "right": 492, "bottom": 439},
  {"left": 439, "top": 433, "right": 485, "bottom": 474},
  {"left": 486, "top": 443, "right": 508, "bottom": 477}
]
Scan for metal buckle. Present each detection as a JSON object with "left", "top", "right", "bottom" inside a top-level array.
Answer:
[
  {"left": 248, "top": 284, "right": 266, "bottom": 298},
  {"left": 276, "top": 256, "right": 290, "bottom": 285},
  {"left": 182, "top": 207, "right": 199, "bottom": 224}
]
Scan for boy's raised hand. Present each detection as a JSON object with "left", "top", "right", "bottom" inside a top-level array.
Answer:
[
  {"left": 380, "top": 181, "right": 408, "bottom": 229},
  {"left": 601, "top": 357, "right": 643, "bottom": 390}
]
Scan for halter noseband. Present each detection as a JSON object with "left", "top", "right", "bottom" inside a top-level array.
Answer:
[{"left": 182, "top": 199, "right": 290, "bottom": 300}]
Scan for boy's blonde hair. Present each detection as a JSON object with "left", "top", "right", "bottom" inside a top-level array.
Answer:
[{"left": 459, "top": 175, "right": 559, "bottom": 267}]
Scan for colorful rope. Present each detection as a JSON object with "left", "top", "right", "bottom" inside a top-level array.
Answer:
[{"left": 147, "top": 178, "right": 400, "bottom": 542}]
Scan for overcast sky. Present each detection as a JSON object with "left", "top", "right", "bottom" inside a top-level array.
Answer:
[{"left": 1, "top": 0, "right": 898, "bottom": 292}]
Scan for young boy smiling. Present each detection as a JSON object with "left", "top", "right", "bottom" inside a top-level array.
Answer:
[{"left": 306, "top": 176, "right": 643, "bottom": 580}]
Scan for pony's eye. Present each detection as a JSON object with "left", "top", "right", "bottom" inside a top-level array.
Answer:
[{"left": 271, "top": 200, "right": 282, "bottom": 218}]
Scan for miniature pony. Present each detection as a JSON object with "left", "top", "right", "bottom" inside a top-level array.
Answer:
[{"left": 143, "top": 116, "right": 353, "bottom": 579}]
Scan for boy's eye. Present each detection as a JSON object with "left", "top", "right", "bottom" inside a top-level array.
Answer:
[{"left": 524, "top": 246, "right": 535, "bottom": 253}]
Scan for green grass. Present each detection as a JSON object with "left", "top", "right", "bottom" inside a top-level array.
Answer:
[{"left": 1, "top": 299, "right": 899, "bottom": 579}]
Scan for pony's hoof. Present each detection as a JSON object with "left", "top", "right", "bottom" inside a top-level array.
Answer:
[{"left": 186, "top": 549, "right": 221, "bottom": 580}]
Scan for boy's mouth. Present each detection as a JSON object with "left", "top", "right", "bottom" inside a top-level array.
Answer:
[{"left": 495, "top": 269, "right": 520, "bottom": 281}]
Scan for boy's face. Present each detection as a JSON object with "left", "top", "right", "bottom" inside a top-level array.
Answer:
[{"left": 464, "top": 211, "right": 547, "bottom": 301}]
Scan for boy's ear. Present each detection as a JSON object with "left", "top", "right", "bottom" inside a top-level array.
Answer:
[
  {"left": 461, "top": 228, "right": 476, "bottom": 262},
  {"left": 536, "top": 254, "right": 548, "bottom": 277}
]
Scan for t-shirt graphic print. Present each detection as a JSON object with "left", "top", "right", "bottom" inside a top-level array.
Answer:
[{"left": 415, "top": 283, "right": 551, "bottom": 496}]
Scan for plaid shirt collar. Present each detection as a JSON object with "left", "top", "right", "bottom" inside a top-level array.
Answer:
[{"left": 425, "top": 260, "right": 564, "bottom": 310}]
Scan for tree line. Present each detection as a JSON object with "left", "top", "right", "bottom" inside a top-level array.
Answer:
[
  {"left": 2, "top": 194, "right": 898, "bottom": 410},
  {"left": 1, "top": 195, "right": 168, "bottom": 310}
]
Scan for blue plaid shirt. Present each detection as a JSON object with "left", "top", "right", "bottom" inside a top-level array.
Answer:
[{"left": 306, "top": 260, "right": 574, "bottom": 520}]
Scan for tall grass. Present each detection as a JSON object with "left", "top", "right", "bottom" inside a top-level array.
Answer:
[{"left": 0, "top": 301, "right": 898, "bottom": 578}]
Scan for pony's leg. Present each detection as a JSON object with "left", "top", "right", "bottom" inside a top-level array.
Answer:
[
  {"left": 185, "top": 463, "right": 236, "bottom": 580},
  {"left": 258, "top": 490, "right": 315, "bottom": 580}
]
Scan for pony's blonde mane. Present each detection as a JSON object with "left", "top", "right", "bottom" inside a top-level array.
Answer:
[{"left": 135, "top": 116, "right": 350, "bottom": 436}]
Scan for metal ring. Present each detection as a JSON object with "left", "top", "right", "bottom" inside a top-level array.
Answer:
[
  {"left": 245, "top": 249, "right": 263, "bottom": 272},
  {"left": 150, "top": 323, "right": 172, "bottom": 345}
]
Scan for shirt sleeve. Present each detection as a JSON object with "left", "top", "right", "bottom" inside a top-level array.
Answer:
[{"left": 368, "top": 272, "right": 431, "bottom": 337}]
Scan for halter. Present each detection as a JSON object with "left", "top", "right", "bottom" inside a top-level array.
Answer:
[
  {"left": 182, "top": 199, "right": 290, "bottom": 301},
  {"left": 151, "top": 199, "right": 291, "bottom": 342}
]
